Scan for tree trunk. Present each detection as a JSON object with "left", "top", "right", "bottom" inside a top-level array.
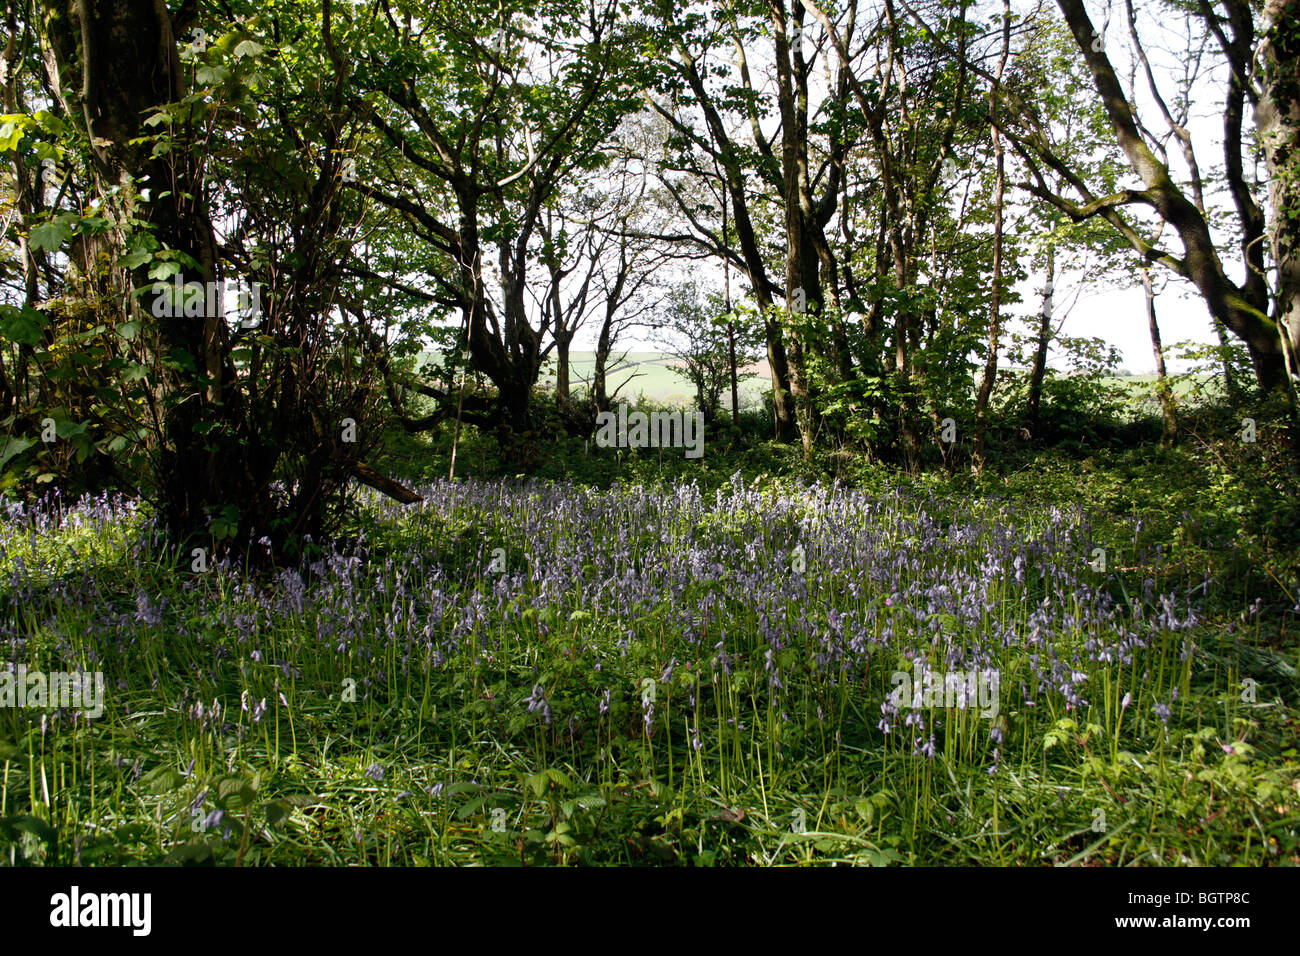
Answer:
[
  {"left": 1141, "top": 265, "right": 1177, "bottom": 446},
  {"left": 45, "top": 0, "right": 230, "bottom": 540},
  {"left": 974, "top": 123, "right": 1006, "bottom": 468},
  {"left": 726, "top": 321, "right": 739, "bottom": 420},
  {"left": 723, "top": 209, "right": 739, "bottom": 422},
  {"left": 1027, "top": 244, "right": 1055, "bottom": 432},
  {"left": 772, "top": 2, "right": 818, "bottom": 458},
  {"left": 1258, "top": 0, "right": 1300, "bottom": 385},
  {"left": 555, "top": 330, "right": 572, "bottom": 405},
  {"left": 593, "top": 332, "right": 611, "bottom": 414}
]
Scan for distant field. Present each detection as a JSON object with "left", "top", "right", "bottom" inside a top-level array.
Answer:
[
  {"left": 419, "top": 350, "right": 772, "bottom": 409},
  {"left": 1102, "top": 373, "right": 1221, "bottom": 398},
  {"left": 539, "top": 352, "right": 771, "bottom": 409},
  {"left": 422, "top": 350, "right": 1220, "bottom": 412}
]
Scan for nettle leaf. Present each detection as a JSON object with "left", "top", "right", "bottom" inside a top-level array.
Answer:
[
  {"left": 265, "top": 799, "right": 292, "bottom": 829},
  {"left": 120, "top": 249, "right": 152, "bottom": 269},
  {"left": 544, "top": 768, "right": 573, "bottom": 790},
  {"left": 117, "top": 320, "right": 141, "bottom": 340},
  {"left": 140, "top": 767, "right": 186, "bottom": 793},
  {"left": 216, "top": 775, "right": 257, "bottom": 811},
  {"left": 28, "top": 221, "right": 72, "bottom": 252}
]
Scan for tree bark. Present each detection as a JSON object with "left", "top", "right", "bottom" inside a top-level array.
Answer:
[
  {"left": 1257, "top": 0, "right": 1300, "bottom": 384},
  {"left": 45, "top": 0, "right": 229, "bottom": 537},
  {"left": 1141, "top": 265, "right": 1177, "bottom": 446},
  {"left": 1027, "top": 243, "right": 1055, "bottom": 432},
  {"left": 771, "top": 0, "right": 819, "bottom": 459},
  {"left": 342, "top": 457, "right": 423, "bottom": 504},
  {"left": 973, "top": 123, "right": 1005, "bottom": 469}
]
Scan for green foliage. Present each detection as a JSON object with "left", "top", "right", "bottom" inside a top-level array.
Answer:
[
  {"left": 998, "top": 333, "right": 1133, "bottom": 444},
  {"left": 3, "top": 443, "right": 1298, "bottom": 865},
  {"left": 658, "top": 283, "right": 762, "bottom": 425}
]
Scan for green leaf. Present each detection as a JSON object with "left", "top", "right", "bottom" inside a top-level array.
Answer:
[
  {"left": 216, "top": 775, "right": 257, "bottom": 811},
  {"left": 234, "top": 39, "right": 266, "bottom": 58},
  {"left": 28, "top": 221, "right": 71, "bottom": 252},
  {"left": 164, "top": 841, "right": 213, "bottom": 864},
  {"left": 0, "top": 306, "right": 46, "bottom": 347},
  {"left": 115, "top": 823, "right": 152, "bottom": 843},
  {"left": 140, "top": 767, "right": 185, "bottom": 793},
  {"left": 0, "top": 815, "right": 56, "bottom": 845},
  {"left": 196, "top": 65, "right": 232, "bottom": 86},
  {"left": 265, "top": 799, "right": 292, "bottom": 829},
  {"left": 455, "top": 797, "right": 487, "bottom": 819},
  {"left": 52, "top": 418, "right": 88, "bottom": 439},
  {"left": 528, "top": 772, "right": 548, "bottom": 797},
  {"left": 0, "top": 436, "right": 35, "bottom": 470},
  {"left": 0, "top": 121, "right": 23, "bottom": 152},
  {"left": 32, "top": 110, "right": 65, "bottom": 134},
  {"left": 76, "top": 215, "right": 110, "bottom": 235},
  {"left": 544, "top": 768, "right": 573, "bottom": 790}
]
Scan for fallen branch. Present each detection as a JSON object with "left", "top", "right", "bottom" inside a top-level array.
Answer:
[{"left": 340, "top": 456, "right": 423, "bottom": 504}]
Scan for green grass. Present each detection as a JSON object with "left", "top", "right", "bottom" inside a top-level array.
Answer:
[
  {"left": 539, "top": 353, "right": 773, "bottom": 410},
  {"left": 1, "top": 450, "right": 1297, "bottom": 866}
]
